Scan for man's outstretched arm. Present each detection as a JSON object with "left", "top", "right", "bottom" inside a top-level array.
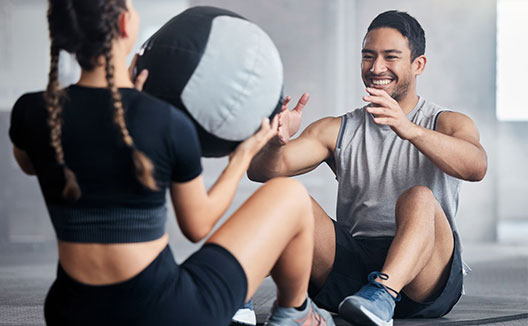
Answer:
[{"left": 247, "top": 94, "right": 341, "bottom": 182}]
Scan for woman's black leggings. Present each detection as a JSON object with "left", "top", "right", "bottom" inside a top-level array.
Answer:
[{"left": 44, "top": 244, "right": 247, "bottom": 326}]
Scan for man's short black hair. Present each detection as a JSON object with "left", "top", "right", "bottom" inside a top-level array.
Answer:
[{"left": 367, "top": 10, "right": 426, "bottom": 62}]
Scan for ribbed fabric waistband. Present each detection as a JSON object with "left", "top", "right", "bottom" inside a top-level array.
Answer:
[{"left": 48, "top": 205, "right": 167, "bottom": 243}]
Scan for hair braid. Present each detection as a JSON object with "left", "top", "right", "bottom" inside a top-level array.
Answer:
[
  {"left": 44, "top": 45, "right": 82, "bottom": 201},
  {"left": 102, "top": 3, "right": 158, "bottom": 191}
]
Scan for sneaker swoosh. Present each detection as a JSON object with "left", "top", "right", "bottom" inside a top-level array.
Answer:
[{"left": 295, "top": 307, "right": 327, "bottom": 326}]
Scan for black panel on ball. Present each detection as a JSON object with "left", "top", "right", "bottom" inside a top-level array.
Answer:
[
  {"left": 137, "top": 7, "right": 245, "bottom": 105},
  {"left": 135, "top": 6, "right": 282, "bottom": 157},
  {"left": 195, "top": 123, "right": 240, "bottom": 158},
  {"left": 136, "top": 6, "right": 248, "bottom": 157},
  {"left": 193, "top": 93, "right": 283, "bottom": 158}
]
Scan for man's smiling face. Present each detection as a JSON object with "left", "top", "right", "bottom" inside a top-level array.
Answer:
[{"left": 361, "top": 27, "right": 416, "bottom": 102}]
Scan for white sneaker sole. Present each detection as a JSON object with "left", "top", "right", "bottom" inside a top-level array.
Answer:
[
  {"left": 360, "top": 305, "right": 393, "bottom": 326},
  {"left": 231, "top": 308, "right": 256, "bottom": 326},
  {"left": 339, "top": 299, "right": 392, "bottom": 326}
]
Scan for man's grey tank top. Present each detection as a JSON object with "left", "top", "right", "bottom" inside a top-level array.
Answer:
[{"left": 334, "top": 97, "right": 462, "bottom": 238}]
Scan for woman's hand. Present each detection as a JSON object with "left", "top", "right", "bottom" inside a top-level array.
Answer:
[
  {"left": 230, "top": 115, "right": 279, "bottom": 164},
  {"left": 128, "top": 53, "right": 149, "bottom": 91}
]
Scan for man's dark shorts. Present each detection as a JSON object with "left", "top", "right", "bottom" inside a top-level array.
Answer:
[{"left": 308, "top": 220, "right": 463, "bottom": 318}]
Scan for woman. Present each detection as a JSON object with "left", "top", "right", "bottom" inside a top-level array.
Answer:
[{"left": 9, "top": 0, "right": 335, "bottom": 325}]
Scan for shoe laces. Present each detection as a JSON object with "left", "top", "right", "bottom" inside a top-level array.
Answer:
[
  {"left": 306, "top": 301, "right": 327, "bottom": 326},
  {"left": 361, "top": 271, "right": 402, "bottom": 302}
]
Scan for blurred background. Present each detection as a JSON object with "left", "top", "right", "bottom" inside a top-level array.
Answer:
[{"left": 0, "top": 0, "right": 527, "bottom": 263}]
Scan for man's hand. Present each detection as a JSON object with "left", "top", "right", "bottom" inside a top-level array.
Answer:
[
  {"left": 364, "top": 88, "right": 419, "bottom": 140},
  {"left": 128, "top": 53, "right": 149, "bottom": 91},
  {"left": 277, "top": 93, "right": 309, "bottom": 145}
]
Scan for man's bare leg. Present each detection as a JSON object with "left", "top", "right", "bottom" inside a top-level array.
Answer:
[
  {"left": 309, "top": 197, "right": 336, "bottom": 292},
  {"left": 310, "top": 184, "right": 454, "bottom": 304},
  {"left": 378, "top": 186, "right": 454, "bottom": 302}
]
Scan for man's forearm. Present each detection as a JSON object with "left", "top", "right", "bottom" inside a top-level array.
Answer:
[
  {"left": 409, "top": 126, "right": 487, "bottom": 181},
  {"left": 247, "top": 136, "right": 285, "bottom": 182}
]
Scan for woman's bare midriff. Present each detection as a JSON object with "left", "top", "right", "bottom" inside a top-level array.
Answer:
[{"left": 57, "top": 233, "right": 169, "bottom": 285}]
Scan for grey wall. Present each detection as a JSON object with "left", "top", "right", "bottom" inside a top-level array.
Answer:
[
  {"left": 498, "top": 122, "right": 528, "bottom": 220},
  {"left": 0, "top": 0, "right": 525, "bottom": 253},
  {"left": 0, "top": 0, "right": 52, "bottom": 245}
]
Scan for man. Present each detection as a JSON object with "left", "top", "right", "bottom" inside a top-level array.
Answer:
[{"left": 248, "top": 10, "right": 487, "bottom": 326}]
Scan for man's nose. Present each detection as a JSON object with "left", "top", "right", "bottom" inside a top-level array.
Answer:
[{"left": 370, "top": 57, "right": 387, "bottom": 74}]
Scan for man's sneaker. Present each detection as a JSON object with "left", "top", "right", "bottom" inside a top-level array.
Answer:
[
  {"left": 231, "top": 298, "right": 256, "bottom": 326},
  {"left": 338, "top": 271, "right": 401, "bottom": 326},
  {"left": 264, "top": 296, "right": 335, "bottom": 326}
]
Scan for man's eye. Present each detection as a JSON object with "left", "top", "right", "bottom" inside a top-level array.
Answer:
[
  {"left": 386, "top": 56, "right": 398, "bottom": 60},
  {"left": 363, "top": 55, "right": 374, "bottom": 60}
]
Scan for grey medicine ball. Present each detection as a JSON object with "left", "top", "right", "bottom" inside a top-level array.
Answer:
[{"left": 136, "top": 6, "right": 284, "bottom": 157}]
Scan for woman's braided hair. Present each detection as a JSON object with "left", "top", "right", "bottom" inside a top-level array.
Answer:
[{"left": 46, "top": 0, "right": 158, "bottom": 201}]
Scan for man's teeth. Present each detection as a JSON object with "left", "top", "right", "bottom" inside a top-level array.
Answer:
[{"left": 372, "top": 79, "right": 391, "bottom": 85}]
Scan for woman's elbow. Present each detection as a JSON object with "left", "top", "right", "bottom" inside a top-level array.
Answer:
[
  {"left": 185, "top": 233, "right": 203, "bottom": 244},
  {"left": 181, "top": 224, "right": 211, "bottom": 243},
  {"left": 13, "top": 147, "right": 36, "bottom": 175},
  {"left": 20, "top": 165, "right": 36, "bottom": 175}
]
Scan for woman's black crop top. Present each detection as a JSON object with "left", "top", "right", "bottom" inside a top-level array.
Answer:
[{"left": 9, "top": 85, "right": 203, "bottom": 243}]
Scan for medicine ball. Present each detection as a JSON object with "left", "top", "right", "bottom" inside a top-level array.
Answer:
[{"left": 135, "top": 6, "right": 284, "bottom": 157}]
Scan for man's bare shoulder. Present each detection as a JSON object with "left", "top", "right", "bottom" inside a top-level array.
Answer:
[
  {"left": 436, "top": 111, "right": 478, "bottom": 136},
  {"left": 309, "top": 115, "right": 342, "bottom": 127},
  {"left": 303, "top": 116, "right": 341, "bottom": 134},
  {"left": 302, "top": 116, "right": 343, "bottom": 150}
]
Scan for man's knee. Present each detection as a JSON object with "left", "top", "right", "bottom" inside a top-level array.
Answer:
[
  {"left": 397, "top": 186, "right": 435, "bottom": 205},
  {"left": 395, "top": 186, "right": 438, "bottom": 228}
]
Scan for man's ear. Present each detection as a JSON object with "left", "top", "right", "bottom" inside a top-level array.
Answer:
[
  {"left": 118, "top": 11, "right": 129, "bottom": 38},
  {"left": 413, "top": 55, "right": 427, "bottom": 76}
]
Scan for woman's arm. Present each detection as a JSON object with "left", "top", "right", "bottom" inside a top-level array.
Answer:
[
  {"left": 170, "top": 117, "right": 278, "bottom": 243},
  {"left": 13, "top": 146, "right": 36, "bottom": 175}
]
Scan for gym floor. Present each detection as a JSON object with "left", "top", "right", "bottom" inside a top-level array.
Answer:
[{"left": 1, "top": 242, "right": 527, "bottom": 326}]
